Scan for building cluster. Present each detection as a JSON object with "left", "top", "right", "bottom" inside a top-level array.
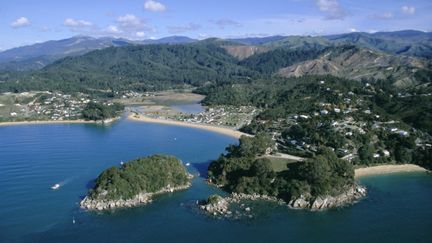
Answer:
[
  {"left": 6, "top": 92, "right": 93, "bottom": 121},
  {"left": 178, "top": 106, "right": 259, "bottom": 128},
  {"left": 272, "top": 81, "right": 417, "bottom": 161}
]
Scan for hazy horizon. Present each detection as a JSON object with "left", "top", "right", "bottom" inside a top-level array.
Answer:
[{"left": 2, "top": 0, "right": 431, "bottom": 50}]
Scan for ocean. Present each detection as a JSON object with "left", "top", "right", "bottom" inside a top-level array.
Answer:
[{"left": 0, "top": 119, "right": 431, "bottom": 243}]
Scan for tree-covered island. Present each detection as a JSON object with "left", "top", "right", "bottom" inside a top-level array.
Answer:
[{"left": 81, "top": 155, "right": 192, "bottom": 211}]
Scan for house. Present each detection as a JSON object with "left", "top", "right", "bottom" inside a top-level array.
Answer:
[
  {"left": 381, "top": 150, "right": 390, "bottom": 157},
  {"left": 398, "top": 131, "right": 409, "bottom": 136},
  {"left": 320, "top": 110, "right": 329, "bottom": 115}
]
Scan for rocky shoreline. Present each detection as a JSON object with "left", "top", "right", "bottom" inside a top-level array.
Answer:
[
  {"left": 288, "top": 184, "right": 367, "bottom": 209},
  {"left": 80, "top": 183, "right": 191, "bottom": 211},
  {"left": 200, "top": 184, "right": 367, "bottom": 216},
  {"left": 200, "top": 193, "right": 285, "bottom": 216}
]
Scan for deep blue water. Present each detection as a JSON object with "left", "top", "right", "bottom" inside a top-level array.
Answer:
[{"left": 0, "top": 119, "right": 431, "bottom": 243}]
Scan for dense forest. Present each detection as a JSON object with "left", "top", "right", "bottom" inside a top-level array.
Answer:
[
  {"left": 81, "top": 102, "right": 124, "bottom": 121},
  {"left": 1, "top": 35, "right": 431, "bottom": 94},
  {"left": 88, "top": 155, "right": 191, "bottom": 201},
  {"left": 208, "top": 134, "right": 355, "bottom": 200},
  {"left": 0, "top": 42, "right": 256, "bottom": 93}
]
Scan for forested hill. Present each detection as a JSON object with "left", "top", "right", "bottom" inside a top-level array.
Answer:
[
  {"left": 0, "top": 31, "right": 431, "bottom": 93},
  {"left": 0, "top": 43, "right": 257, "bottom": 93}
]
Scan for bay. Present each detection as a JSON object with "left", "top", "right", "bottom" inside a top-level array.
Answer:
[{"left": 0, "top": 119, "right": 431, "bottom": 243}]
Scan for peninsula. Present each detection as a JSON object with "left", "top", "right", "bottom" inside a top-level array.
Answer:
[
  {"left": 81, "top": 155, "right": 192, "bottom": 211},
  {"left": 203, "top": 134, "right": 367, "bottom": 213}
]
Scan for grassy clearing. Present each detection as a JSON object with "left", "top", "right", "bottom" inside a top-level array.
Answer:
[{"left": 264, "top": 156, "right": 298, "bottom": 172}]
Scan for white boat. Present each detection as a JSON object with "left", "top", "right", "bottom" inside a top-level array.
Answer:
[
  {"left": 186, "top": 163, "right": 191, "bottom": 166},
  {"left": 51, "top": 184, "right": 60, "bottom": 190}
]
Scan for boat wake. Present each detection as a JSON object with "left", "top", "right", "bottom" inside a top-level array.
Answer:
[{"left": 51, "top": 176, "right": 77, "bottom": 190}]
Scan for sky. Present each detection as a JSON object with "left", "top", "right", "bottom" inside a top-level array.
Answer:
[{"left": 1, "top": 0, "right": 432, "bottom": 50}]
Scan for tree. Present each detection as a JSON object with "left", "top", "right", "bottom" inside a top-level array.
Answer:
[
  {"left": 395, "top": 147, "right": 412, "bottom": 163},
  {"left": 358, "top": 144, "right": 375, "bottom": 165}
]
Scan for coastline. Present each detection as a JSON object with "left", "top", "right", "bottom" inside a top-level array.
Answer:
[
  {"left": 81, "top": 183, "right": 191, "bottom": 211},
  {"left": 355, "top": 164, "right": 427, "bottom": 178},
  {"left": 0, "top": 117, "right": 120, "bottom": 127},
  {"left": 0, "top": 119, "right": 97, "bottom": 126},
  {"left": 128, "top": 113, "right": 249, "bottom": 139}
]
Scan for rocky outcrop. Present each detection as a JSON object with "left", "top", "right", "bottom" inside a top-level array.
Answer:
[
  {"left": 200, "top": 184, "right": 367, "bottom": 216},
  {"left": 80, "top": 183, "right": 191, "bottom": 211},
  {"left": 200, "top": 195, "right": 230, "bottom": 216},
  {"left": 288, "top": 184, "right": 367, "bottom": 209},
  {"left": 200, "top": 193, "right": 284, "bottom": 216}
]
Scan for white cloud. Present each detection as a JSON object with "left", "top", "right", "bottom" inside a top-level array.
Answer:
[
  {"left": 315, "top": 0, "right": 347, "bottom": 20},
  {"left": 106, "top": 25, "right": 122, "bottom": 34},
  {"left": 349, "top": 28, "right": 357, "bottom": 32},
  {"left": 167, "top": 23, "right": 201, "bottom": 34},
  {"left": 11, "top": 17, "right": 30, "bottom": 28},
  {"left": 401, "top": 6, "right": 415, "bottom": 15},
  {"left": 64, "top": 18, "right": 93, "bottom": 27},
  {"left": 116, "top": 14, "right": 145, "bottom": 30},
  {"left": 96, "top": 14, "right": 155, "bottom": 39},
  {"left": 144, "top": 0, "right": 166, "bottom": 12}
]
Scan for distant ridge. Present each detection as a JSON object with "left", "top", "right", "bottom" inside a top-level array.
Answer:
[{"left": 0, "top": 36, "right": 197, "bottom": 71}]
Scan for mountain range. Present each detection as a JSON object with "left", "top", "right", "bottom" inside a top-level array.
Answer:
[
  {"left": 0, "top": 30, "right": 431, "bottom": 92},
  {"left": 1, "top": 30, "right": 431, "bottom": 72}
]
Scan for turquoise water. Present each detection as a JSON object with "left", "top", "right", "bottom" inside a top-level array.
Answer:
[{"left": 0, "top": 119, "right": 431, "bottom": 243}]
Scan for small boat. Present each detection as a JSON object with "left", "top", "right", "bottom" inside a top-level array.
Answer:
[
  {"left": 185, "top": 163, "right": 190, "bottom": 166},
  {"left": 120, "top": 161, "right": 124, "bottom": 165},
  {"left": 51, "top": 184, "right": 60, "bottom": 190}
]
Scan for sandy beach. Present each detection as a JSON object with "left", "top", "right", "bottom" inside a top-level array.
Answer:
[
  {"left": 355, "top": 164, "right": 428, "bottom": 178},
  {"left": 128, "top": 113, "right": 248, "bottom": 139},
  {"left": 0, "top": 119, "right": 97, "bottom": 127}
]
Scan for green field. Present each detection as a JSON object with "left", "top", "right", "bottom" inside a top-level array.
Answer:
[{"left": 264, "top": 156, "right": 298, "bottom": 172}]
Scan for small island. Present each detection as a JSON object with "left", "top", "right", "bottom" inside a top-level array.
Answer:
[{"left": 81, "top": 155, "right": 192, "bottom": 211}]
